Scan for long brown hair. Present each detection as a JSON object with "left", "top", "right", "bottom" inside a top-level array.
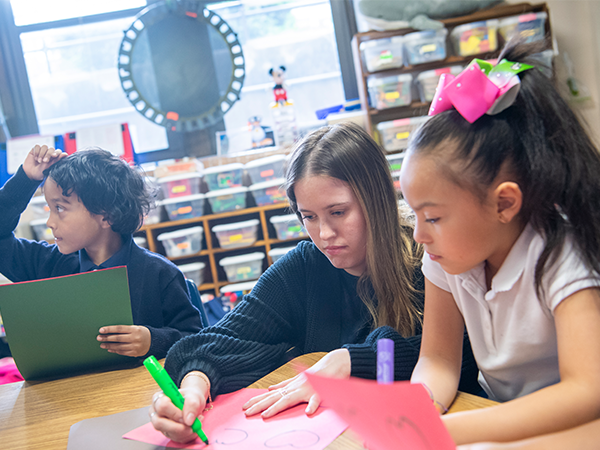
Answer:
[{"left": 286, "top": 122, "right": 422, "bottom": 337}]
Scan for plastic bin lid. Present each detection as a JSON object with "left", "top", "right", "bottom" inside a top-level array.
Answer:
[
  {"left": 220, "top": 280, "right": 258, "bottom": 294},
  {"left": 133, "top": 236, "right": 147, "bottom": 245},
  {"left": 417, "top": 65, "right": 463, "bottom": 80},
  {"left": 386, "top": 152, "right": 406, "bottom": 162},
  {"left": 403, "top": 28, "right": 447, "bottom": 41},
  {"left": 212, "top": 219, "right": 260, "bottom": 232},
  {"left": 157, "top": 226, "right": 204, "bottom": 241},
  {"left": 249, "top": 178, "right": 286, "bottom": 191},
  {"left": 203, "top": 163, "right": 244, "bottom": 175},
  {"left": 157, "top": 172, "right": 203, "bottom": 183},
  {"left": 269, "top": 213, "right": 300, "bottom": 224},
  {"left": 160, "top": 193, "right": 206, "bottom": 205},
  {"left": 451, "top": 18, "right": 499, "bottom": 35},
  {"left": 29, "top": 196, "right": 48, "bottom": 205},
  {"left": 499, "top": 11, "right": 547, "bottom": 26},
  {"left": 177, "top": 262, "right": 206, "bottom": 271},
  {"left": 244, "top": 154, "right": 287, "bottom": 168},
  {"left": 268, "top": 246, "right": 297, "bottom": 256},
  {"left": 367, "top": 73, "right": 413, "bottom": 87},
  {"left": 219, "top": 252, "right": 265, "bottom": 266},
  {"left": 205, "top": 186, "right": 248, "bottom": 198},
  {"left": 30, "top": 218, "right": 50, "bottom": 226}
]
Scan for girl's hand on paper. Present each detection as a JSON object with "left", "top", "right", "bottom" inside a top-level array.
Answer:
[
  {"left": 97, "top": 325, "right": 151, "bottom": 357},
  {"left": 242, "top": 348, "right": 351, "bottom": 419},
  {"left": 23, "top": 145, "right": 67, "bottom": 181},
  {"left": 149, "top": 376, "right": 208, "bottom": 443}
]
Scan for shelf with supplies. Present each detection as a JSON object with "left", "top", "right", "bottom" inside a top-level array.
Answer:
[
  {"left": 351, "top": 2, "right": 552, "bottom": 151},
  {"left": 139, "top": 202, "right": 310, "bottom": 296}
]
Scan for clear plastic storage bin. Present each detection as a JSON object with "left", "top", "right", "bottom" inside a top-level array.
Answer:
[
  {"left": 386, "top": 153, "right": 405, "bottom": 193},
  {"left": 161, "top": 194, "right": 205, "bottom": 221},
  {"left": 203, "top": 163, "right": 244, "bottom": 191},
  {"left": 177, "top": 262, "right": 206, "bottom": 287},
  {"left": 30, "top": 218, "right": 53, "bottom": 242},
  {"left": 498, "top": 12, "right": 547, "bottom": 44},
  {"left": 269, "top": 214, "right": 307, "bottom": 240},
  {"left": 205, "top": 187, "right": 248, "bottom": 213},
  {"left": 450, "top": 19, "right": 499, "bottom": 56},
  {"left": 157, "top": 226, "right": 204, "bottom": 258},
  {"left": 244, "top": 155, "right": 287, "bottom": 184},
  {"left": 403, "top": 29, "right": 448, "bottom": 66},
  {"left": 29, "top": 196, "right": 50, "bottom": 220},
  {"left": 416, "top": 66, "right": 463, "bottom": 102},
  {"left": 219, "top": 252, "right": 265, "bottom": 283},
  {"left": 268, "top": 245, "right": 296, "bottom": 263},
  {"left": 360, "top": 36, "right": 404, "bottom": 72},
  {"left": 158, "top": 173, "right": 203, "bottom": 199},
  {"left": 368, "top": 74, "right": 413, "bottom": 110},
  {"left": 376, "top": 116, "right": 430, "bottom": 152},
  {"left": 144, "top": 202, "right": 162, "bottom": 225},
  {"left": 212, "top": 219, "right": 260, "bottom": 249},
  {"left": 133, "top": 236, "right": 147, "bottom": 249},
  {"left": 249, "top": 178, "right": 287, "bottom": 206}
]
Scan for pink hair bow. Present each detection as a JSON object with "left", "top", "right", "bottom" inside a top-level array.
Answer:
[{"left": 428, "top": 59, "right": 534, "bottom": 123}]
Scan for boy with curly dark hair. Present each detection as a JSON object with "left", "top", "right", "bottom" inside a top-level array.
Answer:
[{"left": 0, "top": 145, "right": 202, "bottom": 359}]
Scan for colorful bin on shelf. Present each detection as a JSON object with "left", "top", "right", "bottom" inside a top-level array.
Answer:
[
  {"left": 359, "top": 36, "right": 404, "bottom": 72},
  {"left": 29, "top": 196, "right": 50, "bottom": 220},
  {"left": 268, "top": 245, "right": 297, "bottom": 263},
  {"left": 403, "top": 29, "right": 448, "bottom": 66},
  {"left": 219, "top": 252, "right": 266, "bottom": 283},
  {"left": 158, "top": 173, "right": 203, "bottom": 199},
  {"left": 244, "top": 155, "right": 287, "bottom": 184},
  {"left": 269, "top": 214, "right": 307, "bottom": 240},
  {"left": 376, "top": 116, "right": 430, "bottom": 152},
  {"left": 205, "top": 187, "right": 248, "bottom": 213},
  {"left": 161, "top": 194, "right": 205, "bottom": 221},
  {"left": 386, "top": 153, "right": 405, "bottom": 193},
  {"left": 177, "top": 261, "right": 206, "bottom": 287},
  {"left": 30, "top": 218, "right": 53, "bottom": 242},
  {"left": 416, "top": 65, "right": 463, "bottom": 103},
  {"left": 450, "top": 19, "right": 499, "bottom": 57},
  {"left": 157, "top": 226, "right": 204, "bottom": 258},
  {"left": 249, "top": 178, "right": 287, "bottom": 206},
  {"left": 367, "top": 74, "right": 413, "bottom": 110},
  {"left": 212, "top": 219, "right": 260, "bottom": 249},
  {"left": 498, "top": 12, "right": 547, "bottom": 44},
  {"left": 203, "top": 163, "right": 244, "bottom": 191}
]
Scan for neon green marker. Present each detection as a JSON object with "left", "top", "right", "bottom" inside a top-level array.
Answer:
[{"left": 144, "top": 355, "right": 209, "bottom": 444}]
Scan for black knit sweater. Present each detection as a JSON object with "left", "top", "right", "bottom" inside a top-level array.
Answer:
[{"left": 165, "top": 240, "right": 480, "bottom": 397}]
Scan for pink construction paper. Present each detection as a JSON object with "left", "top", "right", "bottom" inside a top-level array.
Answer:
[
  {"left": 305, "top": 374, "right": 456, "bottom": 450},
  {"left": 123, "top": 388, "right": 348, "bottom": 449}
]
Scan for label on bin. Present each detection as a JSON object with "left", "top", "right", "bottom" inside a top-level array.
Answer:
[
  {"left": 420, "top": 44, "right": 437, "bottom": 54},
  {"left": 229, "top": 234, "right": 243, "bottom": 242},
  {"left": 395, "top": 131, "right": 410, "bottom": 140},
  {"left": 178, "top": 206, "right": 193, "bottom": 214},
  {"left": 237, "top": 267, "right": 252, "bottom": 274},
  {"left": 260, "top": 169, "right": 274, "bottom": 178},
  {"left": 177, "top": 242, "right": 190, "bottom": 249},
  {"left": 172, "top": 185, "right": 187, "bottom": 194},
  {"left": 385, "top": 92, "right": 400, "bottom": 100}
]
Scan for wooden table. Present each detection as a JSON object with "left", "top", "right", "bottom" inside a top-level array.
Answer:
[{"left": 0, "top": 353, "right": 497, "bottom": 449}]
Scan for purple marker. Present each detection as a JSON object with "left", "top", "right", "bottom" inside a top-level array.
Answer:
[{"left": 377, "top": 338, "right": 394, "bottom": 384}]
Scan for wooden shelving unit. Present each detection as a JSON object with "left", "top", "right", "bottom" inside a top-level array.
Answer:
[
  {"left": 139, "top": 202, "right": 308, "bottom": 296},
  {"left": 352, "top": 2, "right": 551, "bottom": 137}
]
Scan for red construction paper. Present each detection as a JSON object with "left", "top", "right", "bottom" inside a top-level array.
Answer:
[
  {"left": 305, "top": 374, "right": 456, "bottom": 450},
  {"left": 123, "top": 388, "right": 348, "bottom": 449}
]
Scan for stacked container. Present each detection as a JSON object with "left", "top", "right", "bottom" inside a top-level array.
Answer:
[
  {"left": 269, "top": 214, "right": 307, "bottom": 240},
  {"left": 205, "top": 187, "right": 248, "bottom": 213},
  {"left": 249, "top": 178, "right": 287, "bottom": 206},
  {"left": 212, "top": 219, "right": 260, "bottom": 249},
  {"left": 177, "top": 262, "right": 206, "bottom": 287},
  {"left": 376, "top": 116, "right": 430, "bottom": 152},
  {"left": 244, "top": 155, "right": 287, "bottom": 184},
  {"left": 403, "top": 29, "right": 448, "bottom": 66},
  {"left": 157, "top": 226, "right": 204, "bottom": 258},
  {"left": 158, "top": 173, "right": 203, "bottom": 199},
  {"left": 359, "top": 36, "right": 404, "bottom": 72},
  {"left": 161, "top": 194, "right": 206, "bottom": 221},
  {"left": 203, "top": 163, "right": 245, "bottom": 191},
  {"left": 219, "top": 252, "right": 265, "bottom": 283},
  {"left": 450, "top": 19, "right": 499, "bottom": 57}
]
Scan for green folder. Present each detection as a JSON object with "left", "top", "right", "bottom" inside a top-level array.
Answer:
[{"left": 0, "top": 266, "right": 134, "bottom": 380}]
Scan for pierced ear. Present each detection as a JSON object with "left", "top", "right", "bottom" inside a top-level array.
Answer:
[{"left": 495, "top": 182, "right": 522, "bottom": 223}]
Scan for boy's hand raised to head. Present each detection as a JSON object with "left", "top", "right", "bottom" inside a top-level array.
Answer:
[
  {"left": 23, "top": 145, "right": 67, "bottom": 181},
  {"left": 97, "top": 325, "right": 151, "bottom": 357}
]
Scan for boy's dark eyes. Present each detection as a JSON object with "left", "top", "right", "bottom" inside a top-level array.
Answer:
[
  {"left": 301, "top": 215, "right": 314, "bottom": 221},
  {"left": 425, "top": 218, "right": 439, "bottom": 224}
]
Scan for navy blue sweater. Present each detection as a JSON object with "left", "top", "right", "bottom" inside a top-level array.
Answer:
[
  {"left": 0, "top": 167, "right": 202, "bottom": 359},
  {"left": 165, "top": 240, "right": 480, "bottom": 397}
]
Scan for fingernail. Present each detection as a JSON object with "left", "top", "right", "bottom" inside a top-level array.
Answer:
[
  {"left": 186, "top": 413, "right": 195, "bottom": 424},
  {"left": 100, "top": 344, "right": 106, "bottom": 349},
  {"left": 99, "top": 328, "right": 105, "bottom": 333}
]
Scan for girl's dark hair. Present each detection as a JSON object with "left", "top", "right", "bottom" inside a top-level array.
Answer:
[
  {"left": 408, "top": 39, "right": 600, "bottom": 296},
  {"left": 44, "top": 148, "right": 152, "bottom": 235},
  {"left": 286, "top": 122, "right": 422, "bottom": 337}
]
